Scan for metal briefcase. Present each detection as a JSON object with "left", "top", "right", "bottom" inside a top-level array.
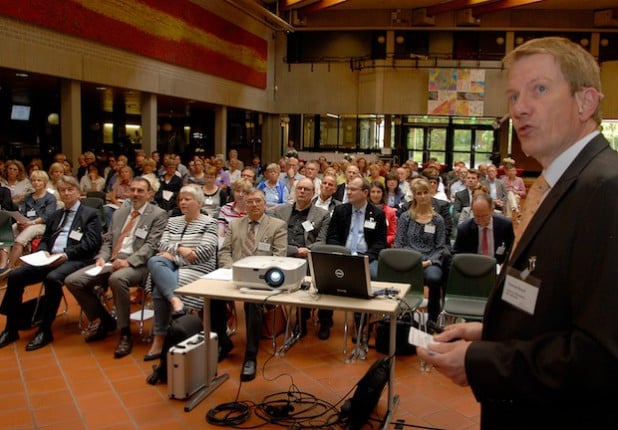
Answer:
[{"left": 167, "top": 331, "right": 218, "bottom": 400}]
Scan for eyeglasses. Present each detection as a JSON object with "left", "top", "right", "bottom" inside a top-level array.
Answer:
[
  {"left": 245, "top": 199, "right": 264, "bottom": 205},
  {"left": 296, "top": 186, "right": 313, "bottom": 192}
]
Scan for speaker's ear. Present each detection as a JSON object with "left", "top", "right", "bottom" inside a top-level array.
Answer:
[{"left": 263, "top": 268, "right": 285, "bottom": 288}]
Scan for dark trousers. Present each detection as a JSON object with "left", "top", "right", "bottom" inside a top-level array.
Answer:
[
  {"left": 0, "top": 261, "right": 86, "bottom": 333},
  {"left": 243, "top": 302, "right": 263, "bottom": 360}
]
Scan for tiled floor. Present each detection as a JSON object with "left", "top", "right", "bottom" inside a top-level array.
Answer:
[{"left": 0, "top": 284, "right": 480, "bottom": 430}]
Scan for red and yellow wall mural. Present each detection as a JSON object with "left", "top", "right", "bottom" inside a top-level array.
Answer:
[{"left": 0, "top": 0, "right": 268, "bottom": 89}]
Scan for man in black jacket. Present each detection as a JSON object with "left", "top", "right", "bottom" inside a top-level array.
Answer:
[{"left": 0, "top": 176, "right": 102, "bottom": 351}]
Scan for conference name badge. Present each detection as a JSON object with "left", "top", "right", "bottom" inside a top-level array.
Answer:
[
  {"left": 502, "top": 266, "right": 540, "bottom": 315},
  {"left": 364, "top": 219, "right": 376, "bottom": 230},
  {"left": 302, "top": 220, "right": 314, "bottom": 232},
  {"left": 135, "top": 227, "right": 148, "bottom": 239},
  {"left": 424, "top": 224, "right": 436, "bottom": 234},
  {"left": 258, "top": 241, "right": 271, "bottom": 252},
  {"left": 69, "top": 229, "right": 83, "bottom": 241},
  {"left": 27, "top": 210, "right": 37, "bottom": 217}
]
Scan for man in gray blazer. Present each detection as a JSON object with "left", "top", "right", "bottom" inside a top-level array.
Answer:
[
  {"left": 66, "top": 177, "right": 167, "bottom": 358},
  {"left": 219, "top": 188, "right": 287, "bottom": 382},
  {"left": 481, "top": 164, "right": 508, "bottom": 213},
  {"left": 272, "top": 177, "right": 330, "bottom": 337}
]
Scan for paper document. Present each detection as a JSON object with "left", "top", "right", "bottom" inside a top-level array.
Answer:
[
  {"left": 85, "top": 263, "right": 113, "bottom": 276},
  {"left": 20, "top": 251, "right": 63, "bottom": 267},
  {"left": 201, "top": 267, "right": 233, "bottom": 281},
  {"left": 1, "top": 210, "right": 29, "bottom": 224},
  {"left": 408, "top": 326, "right": 439, "bottom": 350}
]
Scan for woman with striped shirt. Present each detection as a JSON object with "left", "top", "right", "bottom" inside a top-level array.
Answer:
[{"left": 145, "top": 184, "right": 218, "bottom": 360}]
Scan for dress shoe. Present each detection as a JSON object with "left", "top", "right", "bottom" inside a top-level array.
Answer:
[
  {"left": 0, "top": 330, "right": 19, "bottom": 348},
  {"left": 240, "top": 359, "right": 256, "bottom": 382},
  {"left": 218, "top": 337, "right": 234, "bottom": 362},
  {"left": 171, "top": 308, "right": 186, "bottom": 319},
  {"left": 84, "top": 320, "right": 117, "bottom": 343},
  {"left": 113, "top": 334, "right": 133, "bottom": 358},
  {"left": 317, "top": 320, "right": 332, "bottom": 340},
  {"left": 143, "top": 352, "right": 161, "bottom": 362},
  {"left": 25, "top": 330, "right": 53, "bottom": 351}
]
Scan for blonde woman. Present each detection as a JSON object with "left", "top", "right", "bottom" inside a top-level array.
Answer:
[{"left": 394, "top": 178, "right": 447, "bottom": 323}]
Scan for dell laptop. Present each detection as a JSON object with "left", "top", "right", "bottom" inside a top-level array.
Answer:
[{"left": 308, "top": 251, "right": 374, "bottom": 299}]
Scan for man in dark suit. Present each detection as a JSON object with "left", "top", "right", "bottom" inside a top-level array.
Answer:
[
  {"left": 452, "top": 194, "right": 514, "bottom": 265},
  {"left": 272, "top": 177, "right": 330, "bottom": 337},
  {"left": 333, "top": 164, "right": 360, "bottom": 203},
  {"left": 65, "top": 177, "right": 167, "bottom": 358},
  {"left": 0, "top": 176, "right": 102, "bottom": 351},
  {"left": 322, "top": 177, "right": 387, "bottom": 339},
  {"left": 418, "top": 37, "right": 618, "bottom": 428}
]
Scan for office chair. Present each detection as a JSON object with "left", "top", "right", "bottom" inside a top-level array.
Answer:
[
  {"left": 439, "top": 253, "right": 497, "bottom": 325},
  {"left": 0, "top": 211, "right": 15, "bottom": 290},
  {"left": 82, "top": 196, "right": 106, "bottom": 231}
]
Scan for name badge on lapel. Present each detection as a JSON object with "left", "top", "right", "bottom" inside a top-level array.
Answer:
[
  {"left": 502, "top": 266, "right": 541, "bottom": 315},
  {"left": 258, "top": 241, "right": 271, "bottom": 252},
  {"left": 424, "top": 224, "right": 436, "bottom": 234},
  {"left": 69, "top": 229, "right": 83, "bottom": 241},
  {"left": 27, "top": 210, "right": 37, "bottom": 218},
  {"left": 364, "top": 219, "right": 376, "bottom": 230},
  {"left": 496, "top": 243, "right": 506, "bottom": 256},
  {"left": 135, "top": 227, "right": 148, "bottom": 239}
]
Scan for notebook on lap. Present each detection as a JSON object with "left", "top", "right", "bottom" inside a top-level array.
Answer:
[{"left": 308, "top": 251, "right": 374, "bottom": 299}]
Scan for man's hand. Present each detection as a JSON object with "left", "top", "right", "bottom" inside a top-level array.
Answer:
[
  {"left": 417, "top": 340, "right": 472, "bottom": 386},
  {"left": 157, "top": 251, "right": 174, "bottom": 262},
  {"left": 95, "top": 258, "right": 106, "bottom": 267},
  {"left": 112, "top": 259, "right": 129, "bottom": 270},
  {"left": 295, "top": 247, "right": 309, "bottom": 258}
]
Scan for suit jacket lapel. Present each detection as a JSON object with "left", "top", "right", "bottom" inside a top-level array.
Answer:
[{"left": 509, "top": 135, "right": 608, "bottom": 265}]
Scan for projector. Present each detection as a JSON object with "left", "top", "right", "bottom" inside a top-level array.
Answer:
[{"left": 232, "top": 256, "right": 307, "bottom": 291}]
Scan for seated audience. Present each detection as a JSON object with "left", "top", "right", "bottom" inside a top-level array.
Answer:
[
  {"left": 0, "top": 176, "right": 102, "bottom": 351},
  {"left": 201, "top": 166, "right": 229, "bottom": 218},
  {"left": 65, "top": 177, "right": 167, "bottom": 358},
  {"left": 217, "top": 178, "right": 252, "bottom": 248},
  {"left": 1, "top": 171, "right": 57, "bottom": 278},
  {"left": 155, "top": 159, "right": 183, "bottom": 213},
  {"left": 368, "top": 181, "right": 397, "bottom": 248},
  {"left": 104, "top": 165, "right": 133, "bottom": 227},
  {"left": 257, "top": 163, "right": 289, "bottom": 209},
  {"left": 79, "top": 163, "right": 105, "bottom": 195},
  {"left": 218, "top": 188, "right": 287, "bottom": 381},
  {"left": 394, "top": 178, "right": 447, "bottom": 323},
  {"left": 1, "top": 160, "right": 33, "bottom": 210}
]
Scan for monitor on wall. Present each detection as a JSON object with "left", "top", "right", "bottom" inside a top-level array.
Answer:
[{"left": 11, "top": 105, "right": 31, "bottom": 121}]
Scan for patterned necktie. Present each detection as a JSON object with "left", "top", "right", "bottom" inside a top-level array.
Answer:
[
  {"left": 242, "top": 221, "right": 257, "bottom": 258},
  {"left": 111, "top": 210, "right": 140, "bottom": 259},
  {"left": 52, "top": 209, "right": 72, "bottom": 237},
  {"left": 481, "top": 227, "right": 490, "bottom": 256},
  {"left": 512, "top": 175, "right": 550, "bottom": 253}
]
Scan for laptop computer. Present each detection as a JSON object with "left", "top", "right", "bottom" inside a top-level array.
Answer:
[{"left": 308, "top": 251, "right": 374, "bottom": 299}]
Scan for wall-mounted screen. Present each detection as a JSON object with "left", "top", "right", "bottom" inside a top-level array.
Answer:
[{"left": 11, "top": 105, "right": 31, "bottom": 121}]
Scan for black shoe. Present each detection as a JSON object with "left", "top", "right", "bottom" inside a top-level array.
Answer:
[
  {"left": 146, "top": 365, "right": 163, "bottom": 385},
  {"left": 218, "top": 337, "right": 234, "bottom": 362},
  {"left": 85, "top": 320, "right": 117, "bottom": 343},
  {"left": 114, "top": 334, "right": 133, "bottom": 358},
  {"left": 0, "top": 330, "right": 19, "bottom": 348},
  {"left": 318, "top": 320, "right": 332, "bottom": 340},
  {"left": 240, "top": 359, "right": 256, "bottom": 382},
  {"left": 143, "top": 352, "right": 161, "bottom": 362},
  {"left": 25, "top": 330, "right": 53, "bottom": 351}
]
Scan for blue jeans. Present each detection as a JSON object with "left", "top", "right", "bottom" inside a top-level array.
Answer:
[{"left": 148, "top": 256, "right": 180, "bottom": 335}]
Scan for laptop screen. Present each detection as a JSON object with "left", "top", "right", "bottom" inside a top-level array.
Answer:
[{"left": 308, "top": 251, "right": 373, "bottom": 299}]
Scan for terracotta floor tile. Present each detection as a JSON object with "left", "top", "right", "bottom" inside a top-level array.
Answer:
[
  {"left": 0, "top": 408, "right": 33, "bottom": 429},
  {"left": 81, "top": 404, "right": 132, "bottom": 429},
  {"left": 33, "top": 402, "right": 81, "bottom": 427},
  {"left": 25, "top": 375, "right": 67, "bottom": 395},
  {"left": 29, "top": 389, "right": 74, "bottom": 410},
  {"left": 0, "top": 393, "right": 28, "bottom": 412}
]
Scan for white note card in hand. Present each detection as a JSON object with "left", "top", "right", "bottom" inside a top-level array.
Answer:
[
  {"left": 408, "top": 326, "right": 439, "bottom": 349},
  {"left": 85, "top": 263, "right": 113, "bottom": 277}
]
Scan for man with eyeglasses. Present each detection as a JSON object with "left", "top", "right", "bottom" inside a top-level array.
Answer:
[
  {"left": 272, "top": 178, "right": 330, "bottom": 337},
  {"left": 240, "top": 167, "right": 257, "bottom": 185},
  {"left": 218, "top": 189, "right": 287, "bottom": 382}
]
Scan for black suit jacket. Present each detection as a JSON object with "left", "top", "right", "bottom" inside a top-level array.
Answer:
[
  {"left": 326, "top": 202, "right": 387, "bottom": 262},
  {"left": 333, "top": 183, "right": 347, "bottom": 202},
  {"left": 39, "top": 204, "right": 102, "bottom": 262},
  {"left": 466, "top": 134, "right": 618, "bottom": 428},
  {"left": 0, "top": 186, "right": 17, "bottom": 211},
  {"left": 452, "top": 214, "right": 514, "bottom": 264},
  {"left": 453, "top": 188, "right": 471, "bottom": 216}
]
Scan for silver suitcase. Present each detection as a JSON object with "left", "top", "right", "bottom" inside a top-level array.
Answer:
[{"left": 167, "top": 331, "right": 218, "bottom": 400}]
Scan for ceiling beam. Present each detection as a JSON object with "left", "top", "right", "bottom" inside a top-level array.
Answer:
[
  {"left": 300, "top": 0, "right": 349, "bottom": 15},
  {"left": 472, "top": 0, "right": 545, "bottom": 16},
  {"left": 426, "top": 0, "right": 499, "bottom": 17},
  {"left": 280, "top": 0, "right": 322, "bottom": 9}
]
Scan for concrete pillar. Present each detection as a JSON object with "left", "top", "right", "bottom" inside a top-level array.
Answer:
[
  {"left": 214, "top": 106, "right": 227, "bottom": 158},
  {"left": 60, "top": 79, "right": 82, "bottom": 165},
  {"left": 141, "top": 93, "right": 157, "bottom": 156}
]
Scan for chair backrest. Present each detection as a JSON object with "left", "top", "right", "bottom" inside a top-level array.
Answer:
[
  {"left": 86, "top": 191, "right": 107, "bottom": 201},
  {"left": 310, "top": 244, "right": 351, "bottom": 255},
  {"left": 82, "top": 197, "right": 106, "bottom": 228},
  {"left": 446, "top": 253, "right": 497, "bottom": 298},
  {"left": 377, "top": 248, "right": 424, "bottom": 302},
  {"left": 0, "top": 210, "right": 14, "bottom": 247}
]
